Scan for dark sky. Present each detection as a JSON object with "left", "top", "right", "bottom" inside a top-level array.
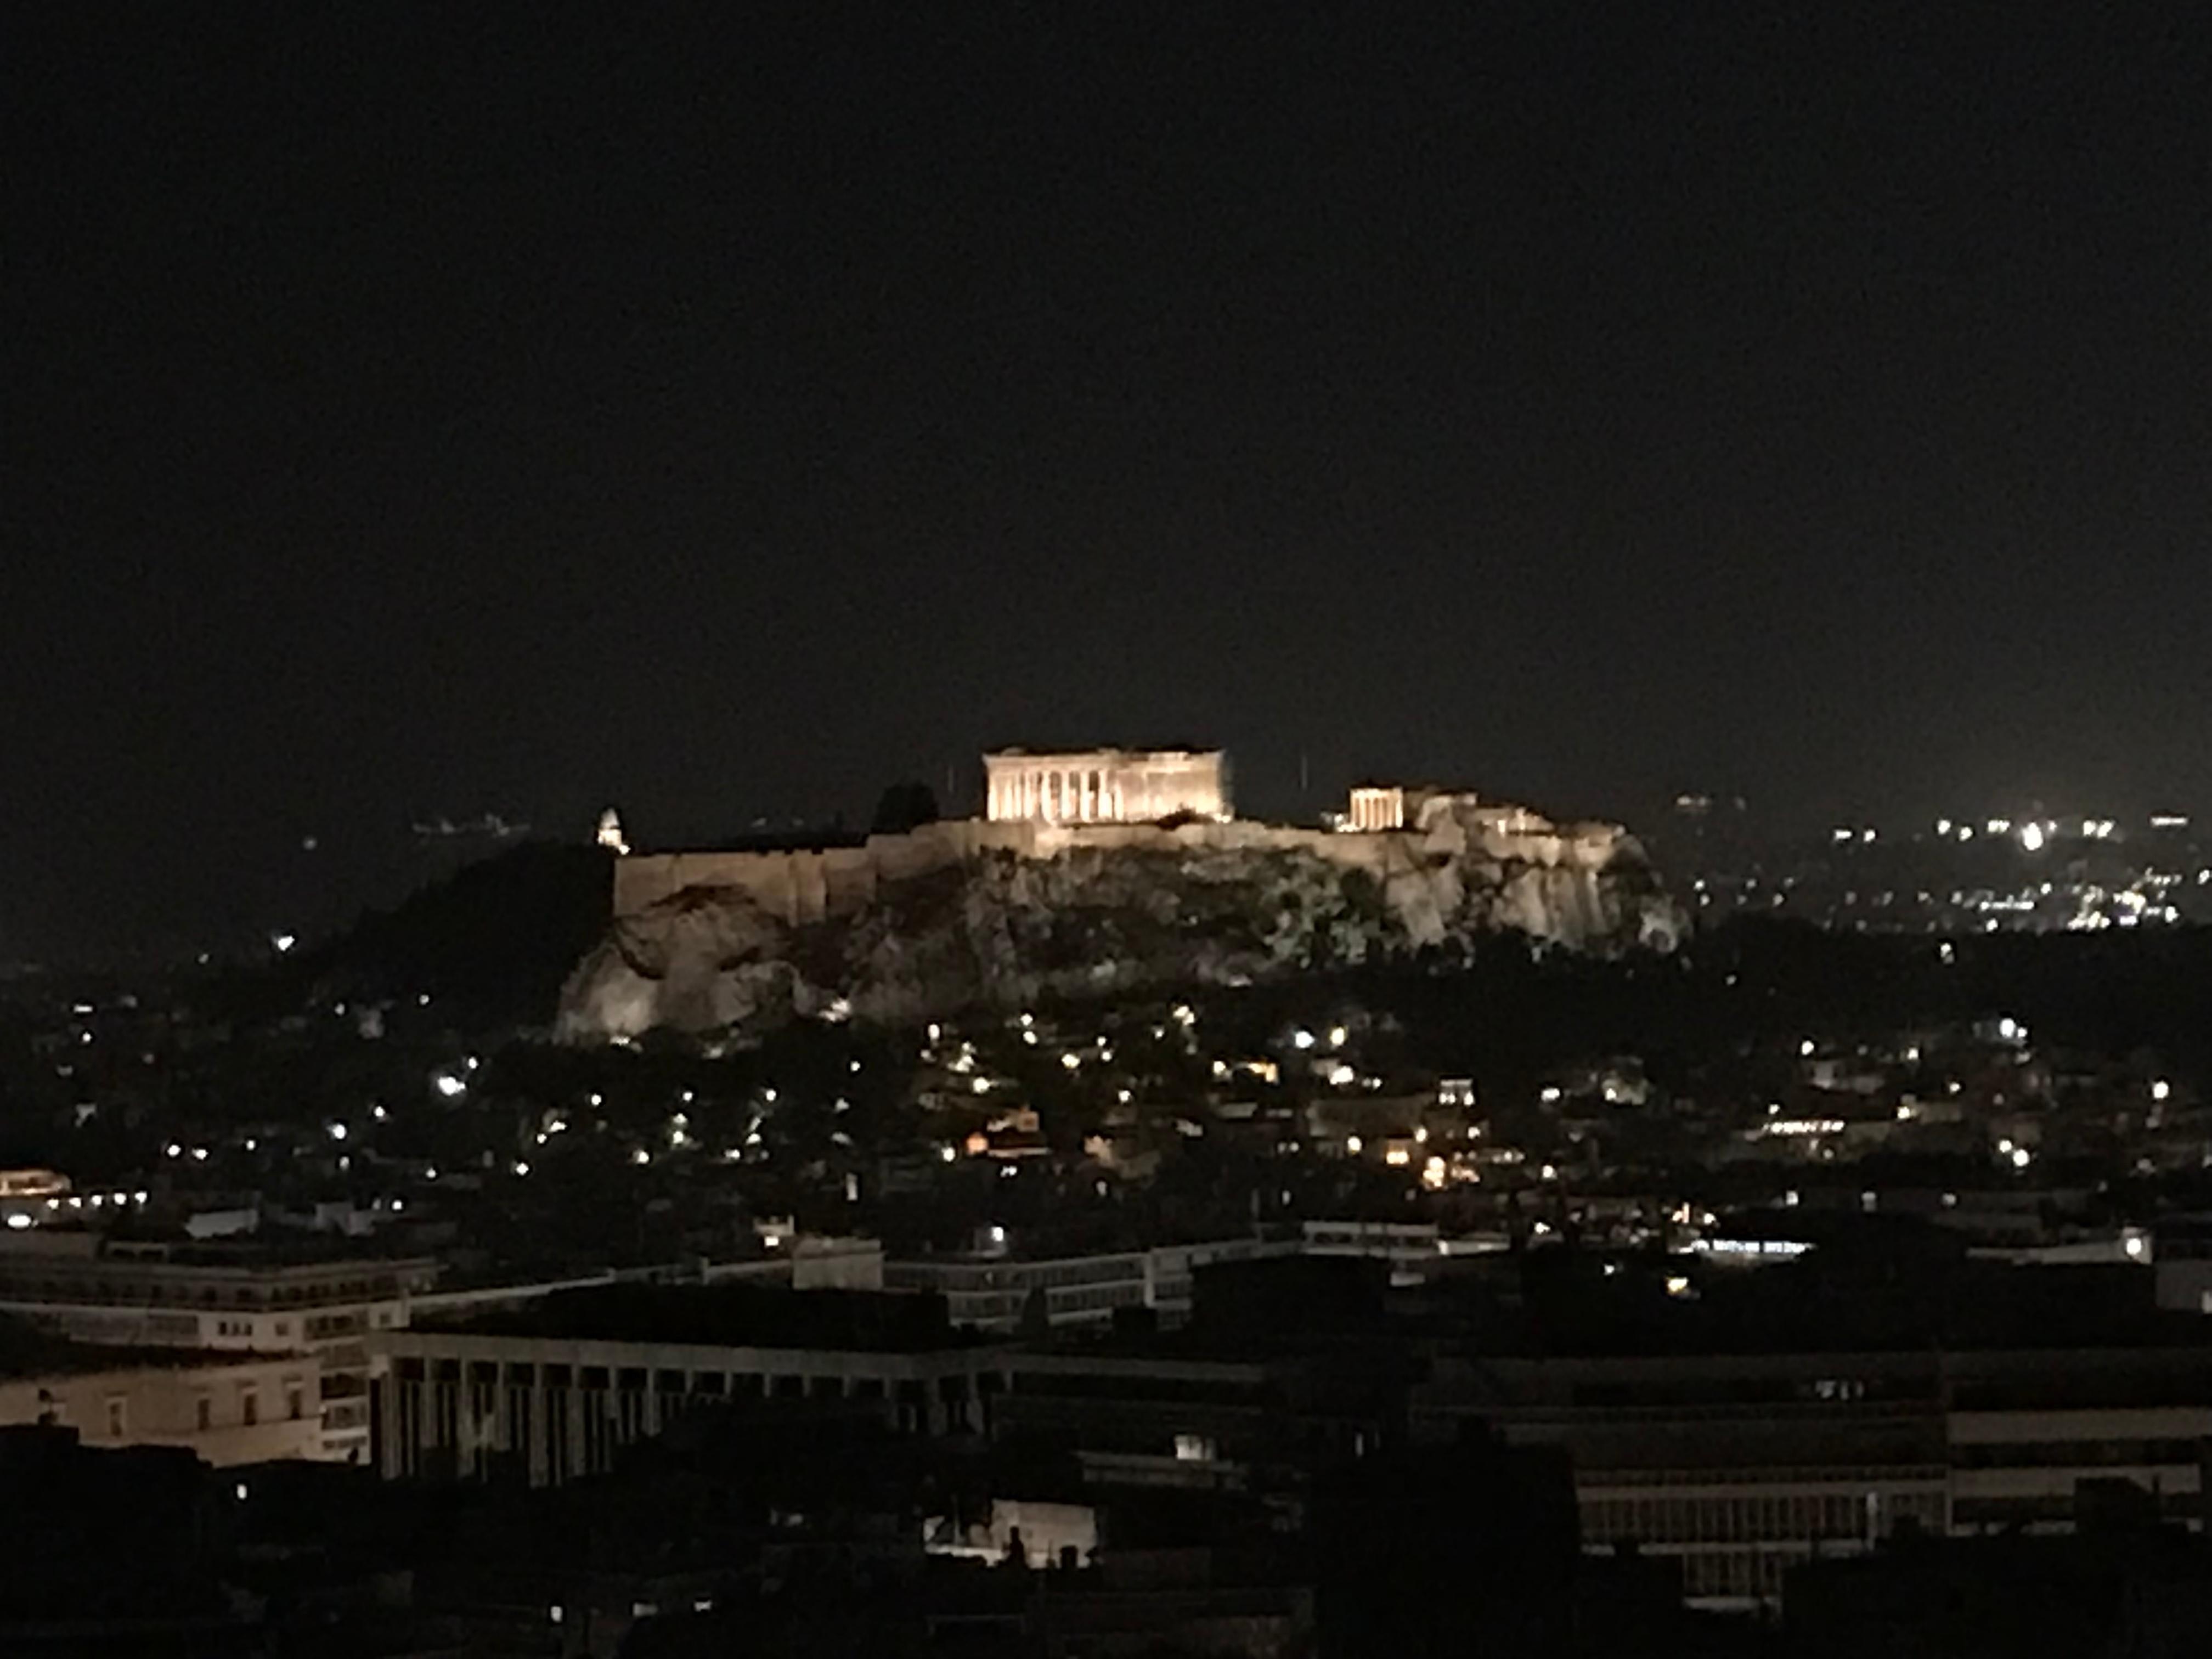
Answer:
[{"left": 8, "top": 7, "right": 2212, "bottom": 957}]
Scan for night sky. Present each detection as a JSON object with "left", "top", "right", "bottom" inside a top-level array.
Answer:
[{"left": 8, "top": 8, "right": 2211, "bottom": 957}]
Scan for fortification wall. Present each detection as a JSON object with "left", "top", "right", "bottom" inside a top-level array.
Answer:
[{"left": 613, "top": 812, "right": 1630, "bottom": 923}]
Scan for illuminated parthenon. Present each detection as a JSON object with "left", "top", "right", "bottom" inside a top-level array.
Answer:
[{"left": 983, "top": 748, "right": 1231, "bottom": 825}]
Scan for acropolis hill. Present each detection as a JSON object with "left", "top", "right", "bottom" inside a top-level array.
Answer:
[{"left": 558, "top": 749, "right": 1679, "bottom": 1042}]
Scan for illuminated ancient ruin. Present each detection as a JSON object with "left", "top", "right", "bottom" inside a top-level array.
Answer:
[{"left": 983, "top": 748, "right": 1230, "bottom": 825}]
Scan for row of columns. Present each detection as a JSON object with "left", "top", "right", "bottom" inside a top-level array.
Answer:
[
  {"left": 990, "top": 765, "right": 1129, "bottom": 823},
  {"left": 379, "top": 1359, "right": 1001, "bottom": 1486}
]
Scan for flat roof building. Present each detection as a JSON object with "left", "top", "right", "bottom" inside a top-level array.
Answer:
[
  {"left": 883, "top": 1237, "right": 1295, "bottom": 1334},
  {"left": 0, "top": 1334, "right": 321, "bottom": 1467},
  {"left": 0, "top": 1239, "right": 441, "bottom": 1463},
  {"left": 373, "top": 1286, "right": 1015, "bottom": 1486}
]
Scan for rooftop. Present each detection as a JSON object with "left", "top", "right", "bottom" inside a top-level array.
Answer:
[
  {"left": 420, "top": 1285, "right": 986, "bottom": 1353},
  {"left": 0, "top": 1314, "right": 290, "bottom": 1383}
]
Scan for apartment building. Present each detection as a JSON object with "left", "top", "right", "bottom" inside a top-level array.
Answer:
[
  {"left": 0, "top": 1236, "right": 439, "bottom": 1462},
  {"left": 0, "top": 1346, "right": 323, "bottom": 1465}
]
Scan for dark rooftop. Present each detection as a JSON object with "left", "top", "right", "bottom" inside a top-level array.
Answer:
[
  {"left": 422, "top": 1284, "right": 983, "bottom": 1353},
  {"left": 0, "top": 1313, "right": 280, "bottom": 1382}
]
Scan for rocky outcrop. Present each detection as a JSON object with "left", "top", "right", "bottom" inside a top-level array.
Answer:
[{"left": 556, "top": 810, "right": 1681, "bottom": 1043}]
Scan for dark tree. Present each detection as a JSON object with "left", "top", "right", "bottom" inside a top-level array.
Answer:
[{"left": 869, "top": 782, "right": 940, "bottom": 835}]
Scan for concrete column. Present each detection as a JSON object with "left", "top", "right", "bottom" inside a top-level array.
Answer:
[
  {"left": 565, "top": 1386, "right": 583, "bottom": 1485},
  {"left": 527, "top": 1380, "right": 549, "bottom": 1486}
]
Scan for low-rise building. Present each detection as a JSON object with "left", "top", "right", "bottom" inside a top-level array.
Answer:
[
  {"left": 0, "top": 1342, "right": 322, "bottom": 1465},
  {"left": 0, "top": 1236, "right": 439, "bottom": 1462},
  {"left": 1415, "top": 1341, "right": 2212, "bottom": 1610},
  {"left": 372, "top": 1285, "right": 1015, "bottom": 1486},
  {"left": 884, "top": 1237, "right": 1293, "bottom": 1334}
]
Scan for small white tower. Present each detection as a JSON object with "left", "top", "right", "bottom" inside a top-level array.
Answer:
[{"left": 595, "top": 807, "right": 630, "bottom": 856}]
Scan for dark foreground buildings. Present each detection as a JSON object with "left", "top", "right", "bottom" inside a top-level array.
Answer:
[{"left": 4, "top": 1238, "right": 2209, "bottom": 1655}]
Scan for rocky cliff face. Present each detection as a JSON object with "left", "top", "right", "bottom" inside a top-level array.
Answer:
[{"left": 556, "top": 820, "right": 1681, "bottom": 1043}]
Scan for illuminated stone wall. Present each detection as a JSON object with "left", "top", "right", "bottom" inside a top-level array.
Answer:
[{"left": 611, "top": 805, "right": 1637, "bottom": 929}]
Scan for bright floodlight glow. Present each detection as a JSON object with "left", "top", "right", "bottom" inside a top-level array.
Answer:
[
  {"left": 2019, "top": 822, "right": 2046, "bottom": 852},
  {"left": 2152, "top": 1079, "right": 2172, "bottom": 1102},
  {"left": 271, "top": 933, "right": 296, "bottom": 953},
  {"left": 326, "top": 1122, "right": 347, "bottom": 1141},
  {"left": 1345, "top": 1135, "right": 1363, "bottom": 1155},
  {"left": 2010, "top": 1146, "right": 2032, "bottom": 1169},
  {"left": 432, "top": 1073, "right": 466, "bottom": 1099}
]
